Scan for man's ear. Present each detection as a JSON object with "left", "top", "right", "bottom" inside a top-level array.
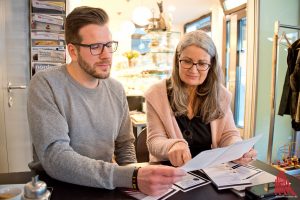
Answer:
[{"left": 67, "top": 43, "right": 78, "bottom": 61}]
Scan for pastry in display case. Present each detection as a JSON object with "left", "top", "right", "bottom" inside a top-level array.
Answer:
[{"left": 112, "top": 31, "right": 180, "bottom": 96}]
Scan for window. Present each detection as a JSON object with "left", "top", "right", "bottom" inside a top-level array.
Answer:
[
  {"left": 223, "top": 9, "right": 247, "bottom": 135},
  {"left": 184, "top": 13, "right": 211, "bottom": 35},
  {"left": 235, "top": 17, "right": 247, "bottom": 127},
  {"left": 220, "top": 0, "right": 247, "bottom": 15}
]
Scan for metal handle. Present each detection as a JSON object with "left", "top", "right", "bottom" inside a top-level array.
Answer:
[{"left": 7, "top": 82, "right": 27, "bottom": 93}]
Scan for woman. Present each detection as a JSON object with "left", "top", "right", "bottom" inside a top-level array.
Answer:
[{"left": 144, "top": 30, "right": 256, "bottom": 167}]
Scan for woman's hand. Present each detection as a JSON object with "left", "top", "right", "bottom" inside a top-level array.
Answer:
[
  {"left": 167, "top": 142, "right": 191, "bottom": 167},
  {"left": 234, "top": 148, "right": 257, "bottom": 165}
]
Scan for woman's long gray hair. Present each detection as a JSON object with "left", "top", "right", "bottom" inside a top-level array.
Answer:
[{"left": 169, "top": 30, "right": 224, "bottom": 123}]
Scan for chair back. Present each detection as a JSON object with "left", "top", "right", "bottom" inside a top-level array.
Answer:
[{"left": 136, "top": 128, "right": 149, "bottom": 162}]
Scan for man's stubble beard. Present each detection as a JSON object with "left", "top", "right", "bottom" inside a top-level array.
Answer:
[{"left": 77, "top": 53, "right": 111, "bottom": 79}]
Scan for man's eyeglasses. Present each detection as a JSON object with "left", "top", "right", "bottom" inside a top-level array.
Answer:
[
  {"left": 179, "top": 59, "right": 211, "bottom": 71},
  {"left": 72, "top": 41, "right": 118, "bottom": 55}
]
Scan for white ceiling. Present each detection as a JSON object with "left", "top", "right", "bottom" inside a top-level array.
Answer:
[{"left": 74, "top": 0, "right": 220, "bottom": 26}]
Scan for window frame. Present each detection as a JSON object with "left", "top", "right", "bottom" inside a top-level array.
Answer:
[
  {"left": 183, "top": 13, "right": 212, "bottom": 34},
  {"left": 219, "top": 0, "right": 246, "bottom": 15}
]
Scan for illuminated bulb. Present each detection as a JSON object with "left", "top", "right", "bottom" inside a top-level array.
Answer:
[
  {"left": 121, "top": 20, "right": 136, "bottom": 35},
  {"left": 138, "top": 42, "right": 145, "bottom": 50}
]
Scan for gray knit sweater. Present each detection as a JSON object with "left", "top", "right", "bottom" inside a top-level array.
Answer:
[{"left": 27, "top": 65, "right": 137, "bottom": 189}]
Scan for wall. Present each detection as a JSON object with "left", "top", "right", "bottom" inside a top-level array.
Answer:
[
  {"left": 176, "top": 6, "right": 224, "bottom": 65},
  {"left": 0, "top": 0, "right": 9, "bottom": 172},
  {"left": 255, "top": 0, "right": 300, "bottom": 162},
  {"left": 211, "top": 6, "right": 224, "bottom": 65}
]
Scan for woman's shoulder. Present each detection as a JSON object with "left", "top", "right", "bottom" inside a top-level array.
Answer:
[
  {"left": 144, "top": 79, "right": 167, "bottom": 99},
  {"left": 219, "top": 84, "right": 232, "bottom": 107}
]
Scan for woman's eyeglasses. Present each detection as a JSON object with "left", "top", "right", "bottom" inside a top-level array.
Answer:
[{"left": 179, "top": 59, "right": 211, "bottom": 71}]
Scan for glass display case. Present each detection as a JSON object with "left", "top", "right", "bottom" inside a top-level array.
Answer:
[{"left": 112, "top": 31, "right": 180, "bottom": 96}]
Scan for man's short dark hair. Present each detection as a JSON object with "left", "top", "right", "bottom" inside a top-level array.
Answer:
[{"left": 65, "top": 6, "right": 109, "bottom": 44}]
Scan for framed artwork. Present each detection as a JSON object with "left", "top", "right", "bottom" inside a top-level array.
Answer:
[{"left": 184, "top": 13, "right": 211, "bottom": 35}]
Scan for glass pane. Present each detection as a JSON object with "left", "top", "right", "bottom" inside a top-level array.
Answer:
[
  {"left": 225, "top": 21, "right": 230, "bottom": 88},
  {"left": 223, "top": 0, "right": 247, "bottom": 10},
  {"left": 234, "top": 17, "right": 247, "bottom": 127},
  {"left": 184, "top": 15, "right": 211, "bottom": 36}
]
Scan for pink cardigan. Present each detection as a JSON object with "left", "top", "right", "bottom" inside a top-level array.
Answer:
[{"left": 144, "top": 79, "right": 242, "bottom": 162}]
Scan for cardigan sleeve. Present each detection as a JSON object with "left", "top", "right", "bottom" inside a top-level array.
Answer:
[{"left": 146, "top": 101, "right": 188, "bottom": 161}]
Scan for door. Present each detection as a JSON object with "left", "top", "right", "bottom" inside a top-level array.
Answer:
[
  {"left": 0, "top": 0, "right": 32, "bottom": 172},
  {"left": 224, "top": 9, "right": 247, "bottom": 137}
]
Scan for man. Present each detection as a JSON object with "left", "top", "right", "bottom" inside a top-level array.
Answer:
[{"left": 27, "top": 6, "right": 185, "bottom": 196}]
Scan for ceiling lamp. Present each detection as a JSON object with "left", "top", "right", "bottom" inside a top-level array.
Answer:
[
  {"left": 132, "top": 6, "right": 152, "bottom": 26},
  {"left": 121, "top": 20, "right": 136, "bottom": 35}
]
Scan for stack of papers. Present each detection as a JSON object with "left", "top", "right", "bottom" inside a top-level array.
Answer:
[
  {"left": 122, "top": 172, "right": 210, "bottom": 200},
  {"left": 231, "top": 170, "right": 276, "bottom": 197},
  {"left": 32, "top": 0, "right": 65, "bottom": 12},
  {"left": 32, "top": 14, "right": 64, "bottom": 26},
  {"left": 202, "top": 162, "right": 262, "bottom": 190}
]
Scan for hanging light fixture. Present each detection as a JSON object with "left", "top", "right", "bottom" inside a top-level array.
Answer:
[
  {"left": 121, "top": 20, "right": 136, "bottom": 35},
  {"left": 132, "top": 6, "right": 152, "bottom": 26}
]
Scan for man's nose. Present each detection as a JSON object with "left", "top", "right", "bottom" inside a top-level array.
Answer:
[{"left": 99, "top": 46, "right": 111, "bottom": 58}]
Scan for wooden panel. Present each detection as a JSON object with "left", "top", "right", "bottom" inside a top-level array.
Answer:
[{"left": 0, "top": 0, "right": 9, "bottom": 173}]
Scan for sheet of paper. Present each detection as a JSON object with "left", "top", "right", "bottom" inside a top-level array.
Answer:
[
  {"left": 225, "top": 162, "right": 263, "bottom": 180},
  {"left": 173, "top": 172, "right": 211, "bottom": 192},
  {"left": 202, "top": 163, "right": 252, "bottom": 190},
  {"left": 232, "top": 170, "right": 276, "bottom": 191},
  {"left": 142, "top": 187, "right": 178, "bottom": 200},
  {"left": 122, "top": 186, "right": 179, "bottom": 200},
  {"left": 180, "top": 135, "right": 262, "bottom": 172}
]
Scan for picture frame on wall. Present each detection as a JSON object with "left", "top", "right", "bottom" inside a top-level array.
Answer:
[{"left": 184, "top": 13, "right": 212, "bottom": 36}]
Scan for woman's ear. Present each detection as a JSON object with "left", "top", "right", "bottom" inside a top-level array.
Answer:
[{"left": 67, "top": 43, "right": 78, "bottom": 62}]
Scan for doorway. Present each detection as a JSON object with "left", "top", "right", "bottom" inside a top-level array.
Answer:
[{"left": 0, "top": 0, "right": 32, "bottom": 172}]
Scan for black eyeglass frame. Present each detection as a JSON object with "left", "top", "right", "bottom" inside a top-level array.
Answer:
[
  {"left": 179, "top": 59, "right": 211, "bottom": 71},
  {"left": 71, "top": 41, "right": 118, "bottom": 55}
]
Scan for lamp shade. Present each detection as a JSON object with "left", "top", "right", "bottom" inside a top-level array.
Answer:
[
  {"left": 121, "top": 20, "right": 136, "bottom": 35},
  {"left": 132, "top": 6, "right": 152, "bottom": 26}
]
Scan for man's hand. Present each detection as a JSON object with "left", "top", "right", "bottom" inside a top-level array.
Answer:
[
  {"left": 167, "top": 142, "right": 192, "bottom": 167},
  {"left": 234, "top": 148, "right": 257, "bottom": 165},
  {"left": 137, "top": 165, "right": 186, "bottom": 196}
]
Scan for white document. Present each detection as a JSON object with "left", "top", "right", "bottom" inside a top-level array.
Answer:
[
  {"left": 202, "top": 162, "right": 263, "bottom": 190},
  {"left": 232, "top": 170, "right": 276, "bottom": 191},
  {"left": 142, "top": 187, "right": 178, "bottom": 200},
  {"left": 122, "top": 186, "right": 179, "bottom": 200},
  {"left": 180, "top": 135, "right": 262, "bottom": 172},
  {"left": 173, "top": 172, "right": 211, "bottom": 192}
]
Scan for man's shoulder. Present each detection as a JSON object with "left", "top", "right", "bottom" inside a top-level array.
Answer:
[{"left": 32, "top": 65, "right": 66, "bottom": 82}]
